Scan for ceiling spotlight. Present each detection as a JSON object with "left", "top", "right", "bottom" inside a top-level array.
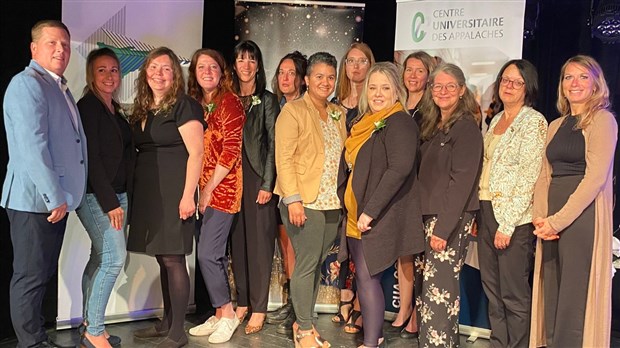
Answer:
[{"left": 591, "top": 0, "right": 620, "bottom": 44}]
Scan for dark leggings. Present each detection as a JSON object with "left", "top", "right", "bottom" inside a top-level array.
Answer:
[
  {"left": 348, "top": 237, "right": 384, "bottom": 347},
  {"left": 155, "top": 255, "right": 190, "bottom": 341}
]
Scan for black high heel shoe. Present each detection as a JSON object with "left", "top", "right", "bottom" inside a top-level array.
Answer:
[
  {"left": 332, "top": 293, "right": 356, "bottom": 324},
  {"left": 344, "top": 310, "right": 362, "bottom": 334},
  {"left": 387, "top": 313, "right": 411, "bottom": 333}
]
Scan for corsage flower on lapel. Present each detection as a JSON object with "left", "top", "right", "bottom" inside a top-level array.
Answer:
[
  {"left": 373, "top": 119, "right": 387, "bottom": 133},
  {"left": 204, "top": 102, "right": 216, "bottom": 115},
  {"left": 248, "top": 95, "right": 261, "bottom": 113},
  {"left": 328, "top": 108, "right": 342, "bottom": 121}
]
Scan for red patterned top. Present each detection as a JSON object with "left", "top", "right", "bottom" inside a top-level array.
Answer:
[{"left": 199, "top": 91, "right": 245, "bottom": 214}]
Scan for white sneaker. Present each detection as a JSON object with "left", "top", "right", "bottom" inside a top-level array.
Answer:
[
  {"left": 189, "top": 315, "right": 220, "bottom": 336},
  {"left": 208, "top": 316, "right": 240, "bottom": 343}
]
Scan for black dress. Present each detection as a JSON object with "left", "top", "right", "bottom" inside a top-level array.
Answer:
[{"left": 127, "top": 94, "right": 205, "bottom": 256}]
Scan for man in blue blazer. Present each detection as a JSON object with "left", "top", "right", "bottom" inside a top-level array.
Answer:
[{"left": 1, "top": 20, "right": 87, "bottom": 348}]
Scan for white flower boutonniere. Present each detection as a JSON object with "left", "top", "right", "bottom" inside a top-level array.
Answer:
[
  {"left": 251, "top": 95, "right": 261, "bottom": 106},
  {"left": 204, "top": 102, "right": 216, "bottom": 114},
  {"left": 248, "top": 95, "right": 261, "bottom": 113},
  {"left": 373, "top": 119, "right": 387, "bottom": 133},
  {"left": 328, "top": 109, "right": 342, "bottom": 121}
]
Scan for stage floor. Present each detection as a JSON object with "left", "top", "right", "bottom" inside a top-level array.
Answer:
[{"left": 0, "top": 313, "right": 492, "bottom": 347}]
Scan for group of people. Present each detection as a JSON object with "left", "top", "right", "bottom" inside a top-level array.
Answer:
[{"left": 2, "top": 19, "right": 616, "bottom": 348}]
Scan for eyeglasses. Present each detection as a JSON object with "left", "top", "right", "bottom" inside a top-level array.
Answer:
[
  {"left": 345, "top": 58, "right": 369, "bottom": 66},
  {"left": 278, "top": 70, "right": 297, "bottom": 77},
  {"left": 499, "top": 77, "right": 525, "bottom": 89},
  {"left": 431, "top": 83, "right": 460, "bottom": 92}
]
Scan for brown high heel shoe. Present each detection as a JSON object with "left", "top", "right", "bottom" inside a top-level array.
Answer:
[{"left": 244, "top": 314, "right": 265, "bottom": 335}]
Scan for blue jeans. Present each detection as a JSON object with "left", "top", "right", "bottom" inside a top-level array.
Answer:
[{"left": 76, "top": 193, "right": 128, "bottom": 336}]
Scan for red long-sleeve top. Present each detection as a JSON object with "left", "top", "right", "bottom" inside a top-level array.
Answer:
[{"left": 199, "top": 91, "right": 245, "bottom": 214}]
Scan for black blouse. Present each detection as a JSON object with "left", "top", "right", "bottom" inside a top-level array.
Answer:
[{"left": 546, "top": 115, "right": 586, "bottom": 177}]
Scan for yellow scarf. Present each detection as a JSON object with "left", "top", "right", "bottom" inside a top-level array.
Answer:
[{"left": 344, "top": 102, "right": 404, "bottom": 239}]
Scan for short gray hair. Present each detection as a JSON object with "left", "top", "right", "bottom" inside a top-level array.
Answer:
[{"left": 306, "top": 52, "right": 337, "bottom": 76}]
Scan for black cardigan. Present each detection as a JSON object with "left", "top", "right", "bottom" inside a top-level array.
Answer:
[
  {"left": 77, "top": 92, "right": 135, "bottom": 212},
  {"left": 417, "top": 114, "right": 483, "bottom": 240},
  {"left": 337, "top": 111, "right": 425, "bottom": 276}
]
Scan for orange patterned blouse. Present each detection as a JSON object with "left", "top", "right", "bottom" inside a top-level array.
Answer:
[{"left": 199, "top": 91, "right": 245, "bottom": 214}]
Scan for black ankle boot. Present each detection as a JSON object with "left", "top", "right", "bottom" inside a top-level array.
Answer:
[
  {"left": 276, "top": 305, "right": 296, "bottom": 335},
  {"left": 266, "top": 297, "right": 294, "bottom": 324}
]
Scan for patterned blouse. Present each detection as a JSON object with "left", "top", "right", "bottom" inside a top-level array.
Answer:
[
  {"left": 199, "top": 91, "right": 246, "bottom": 214},
  {"left": 304, "top": 117, "right": 342, "bottom": 210}
]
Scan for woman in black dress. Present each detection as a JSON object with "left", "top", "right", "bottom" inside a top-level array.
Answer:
[
  {"left": 127, "top": 47, "right": 205, "bottom": 348},
  {"left": 531, "top": 55, "right": 617, "bottom": 348}
]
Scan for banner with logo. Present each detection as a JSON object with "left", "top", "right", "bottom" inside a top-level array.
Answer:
[
  {"left": 394, "top": 0, "right": 526, "bottom": 336},
  {"left": 395, "top": 0, "right": 525, "bottom": 124}
]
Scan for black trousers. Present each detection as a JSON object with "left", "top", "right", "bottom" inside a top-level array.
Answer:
[
  {"left": 478, "top": 201, "right": 535, "bottom": 348},
  {"left": 230, "top": 152, "right": 277, "bottom": 312},
  {"left": 7, "top": 208, "right": 67, "bottom": 348}
]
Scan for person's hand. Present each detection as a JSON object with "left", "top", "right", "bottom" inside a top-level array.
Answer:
[
  {"left": 48, "top": 202, "right": 67, "bottom": 223},
  {"left": 256, "top": 190, "right": 272, "bottom": 205},
  {"left": 107, "top": 206, "right": 124, "bottom": 230},
  {"left": 533, "top": 217, "right": 559, "bottom": 241},
  {"left": 430, "top": 235, "right": 447, "bottom": 252},
  {"left": 357, "top": 213, "right": 373, "bottom": 233},
  {"left": 494, "top": 231, "right": 511, "bottom": 250},
  {"left": 198, "top": 189, "right": 212, "bottom": 214},
  {"left": 288, "top": 202, "right": 306, "bottom": 227},
  {"left": 179, "top": 195, "right": 196, "bottom": 220}
]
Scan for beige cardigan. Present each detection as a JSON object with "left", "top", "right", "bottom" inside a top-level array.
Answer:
[{"left": 530, "top": 110, "right": 617, "bottom": 347}]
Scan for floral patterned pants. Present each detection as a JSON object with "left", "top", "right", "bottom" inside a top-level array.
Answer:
[{"left": 415, "top": 213, "right": 475, "bottom": 348}]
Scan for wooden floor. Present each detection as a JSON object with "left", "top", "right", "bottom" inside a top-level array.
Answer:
[{"left": 0, "top": 313, "right": 492, "bottom": 348}]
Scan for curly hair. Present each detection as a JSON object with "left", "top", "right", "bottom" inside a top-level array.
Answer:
[{"left": 130, "top": 47, "right": 185, "bottom": 124}]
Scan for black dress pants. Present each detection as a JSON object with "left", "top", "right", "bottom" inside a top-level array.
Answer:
[
  {"left": 478, "top": 200, "right": 535, "bottom": 348},
  {"left": 230, "top": 152, "right": 278, "bottom": 312},
  {"left": 7, "top": 209, "right": 67, "bottom": 348}
]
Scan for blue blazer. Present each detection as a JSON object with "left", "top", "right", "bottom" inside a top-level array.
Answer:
[{"left": 1, "top": 60, "right": 87, "bottom": 212}]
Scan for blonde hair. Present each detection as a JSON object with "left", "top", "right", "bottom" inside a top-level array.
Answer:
[
  {"left": 358, "top": 62, "right": 407, "bottom": 116},
  {"left": 335, "top": 42, "right": 375, "bottom": 101},
  {"left": 31, "top": 20, "right": 70, "bottom": 42},
  {"left": 130, "top": 47, "right": 185, "bottom": 124},
  {"left": 556, "top": 55, "right": 611, "bottom": 129}
]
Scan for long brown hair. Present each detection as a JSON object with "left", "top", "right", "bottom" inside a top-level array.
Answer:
[
  {"left": 187, "top": 48, "right": 234, "bottom": 105},
  {"left": 419, "top": 63, "right": 479, "bottom": 141},
  {"left": 556, "top": 55, "right": 611, "bottom": 129},
  {"left": 130, "top": 47, "right": 185, "bottom": 124}
]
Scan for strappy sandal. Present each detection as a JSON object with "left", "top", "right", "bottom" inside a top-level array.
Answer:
[
  {"left": 294, "top": 328, "right": 330, "bottom": 348},
  {"left": 331, "top": 293, "right": 356, "bottom": 324},
  {"left": 344, "top": 310, "right": 362, "bottom": 334}
]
